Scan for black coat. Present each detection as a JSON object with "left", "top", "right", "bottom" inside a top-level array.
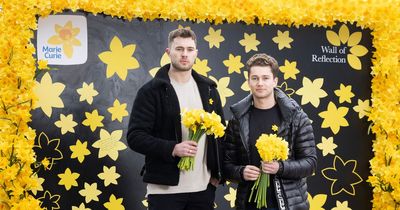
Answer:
[
  {"left": 127, "top": 64, "right": 225, "bottom": 186},
  {"left": 223, "top": 88, "right": 317, "bottom": 210}
]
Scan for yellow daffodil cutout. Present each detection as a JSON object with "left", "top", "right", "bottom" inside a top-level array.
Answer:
[
  {"left": 98, "top": 36, "right": 140, "bottom": 80},
  {"left": 31, "top": 174, "right": 45, "bottom": 195},
  {"left": 79, "top": 182, "right": 102, "bottom": 203},
  {"left": 223, "top": 54, "right": 244, "bottom": 74},
  {"left": 142, "top": 199, "right": 148, "bottom": 208},
  {"left": 209, "top": 98, "right": 214, "bottom": 105},
  {"left": 72, "top": 203, "right": 91, "bottom": 210},
  {"left": 193, "top": 57, "right": 211, "bottom": 76},
  {"left": 317, "top": 136, "right": 337, "bottom": 156},
  {"left": 104, "top": 194, "right": 125, "bottom": 210},
  {"left": 70, "top": 139, "right": 91, "bottom": 163},
  {"left": 334, "top": 84, "right": 355, "bottom": 103},
  {"left": 149, "top": 52, "right": 170, "bottom": 77},
  {"left": 38, "top": 191, "right": 60, "bottom": 210},
  {"left": 295, "top": 77, "right": 327, "bottom": 108},
  {"left": 326, "top": 24, "right": 368, "bottom": 70},
  {"left": 33, "top": 132, "right": 63, "bottom": 170},
  {"left": 319, "top": 102, "right": 349, "bottom": 134},
  {"left": 321, "top": 156, "right": 363, "bottom": 196},
  {"left": 204, "top": 27, "right": 225, "bottom": 48},
  {"left": 209, "top": 75, "right": 234, "bottom": 106},
  {"left": 272, "top": 30, "right": 293, "bottom": 50},
  {"left": 353, "top": 99, "right": 371, "bottom": 119},
  {"left": 107, "top": 99, "right": 128, "bottom": 122},
  {"left": 307, "top": 193, "right": 327, "bottom": 210},
  {"left": 54, "top": 114, "right": 77, "bottom": 134},
  {"left": 92, "top": 129, "right": 127, "bottom": 161},
  {"left": 47, "top": 20, "right": 81, "bottom": 58},
  {"left": 213, "top": 202, "right": 218, "bottom": 208},
  {"left": 224, "top": 187, "right": 236, "bottom": 208},
  {"left": 76, "top": 82, "right": 99, "bottom": 105},
  {"left": 272, "top": 124, "right": 278, "bottom": 132},
  {"left": 178, "top": 25, "right": 191, "bottom": 29},
  {"left": 241, "top": 71, "right": 250, "bottom": 92},
  {"left": 332, "top": 201, "right": 352, "bottom": 210},
  {"left": 58, "top": 168, "right": 80, "bottom": 190},
  {"left": 239, "top": 33, "right": 260, "bottom": 52},
  {"left": 280, "top": 60, "right": 300, "bottom": 80},
  {"left": 98, "top": 166, "right": 120, "bottom": 187},
  {"left": 33, "top": 72, "right": 65, "bottom": 117},
  {"left": 278, "top": 81, "right": 295, "bottom": 97},
  {"left": 82, "top": 110, "right": 104, "bottom": 131}
]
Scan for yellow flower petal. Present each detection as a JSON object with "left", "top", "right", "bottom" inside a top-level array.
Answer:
[
  {"left": 339, "top": 25, "right": 349, "bottom": 44},
  {"left": 72, "top": 28, "right": 80, "bottom": 36},
  {"left": 347, "top": 32, "right": 362, "bottom": 47},
  {"left": 350, "top": 45, "right": 368, "bottom": 57},
  {"left": 48, "top": 35, "right": 63, "bottom": 45},
  {"left": 347, "top": 54, "right": 362, "bottom": 70},
  {"left": 326, "top": 30, "right": 340, "bottom": 46},
  {"left": 71, "top": 38, "right": 81, "bottom": 46},
  {"left": 63, "top": 43, "right": 73, "bottom": 58}
]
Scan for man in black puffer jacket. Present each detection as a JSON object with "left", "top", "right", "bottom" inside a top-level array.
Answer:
[{"left": 223, "top": 53, "right": 317, "bottom": 210}]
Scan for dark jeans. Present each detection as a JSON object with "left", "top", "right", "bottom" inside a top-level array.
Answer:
[{"left": 148, "top": 184, "right": 216, "bottom": 210}]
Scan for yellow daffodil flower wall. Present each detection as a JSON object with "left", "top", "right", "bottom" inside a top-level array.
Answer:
[{"left": 0, "top": 0, "right": 399, "bottom": 209}]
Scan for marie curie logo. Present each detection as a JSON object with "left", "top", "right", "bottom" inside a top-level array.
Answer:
[{"left": 37, "top": 15, "right": 87, "bottom": 65}]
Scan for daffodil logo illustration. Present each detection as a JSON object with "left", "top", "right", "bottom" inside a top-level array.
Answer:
[
  {"left": 326, "top": 24, "right": 368, "bottom": 70},
  {"left": 48, "top": 20, "right": 81, "bottom": 58}
]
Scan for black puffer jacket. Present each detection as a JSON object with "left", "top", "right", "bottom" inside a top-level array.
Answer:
[
  {"left": 223, "top": 88, "right": 317, "bottom": 210},
  {"left": 127, "top": 64, "right": 225, "bottom": 186}
]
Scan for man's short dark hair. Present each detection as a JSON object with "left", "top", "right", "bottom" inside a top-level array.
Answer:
[
  {"left": 168, "top": 28, "right": 197, "bottom": 47},
  {"left": 246, "top": 53, "right": 279, "bottom": 78}
]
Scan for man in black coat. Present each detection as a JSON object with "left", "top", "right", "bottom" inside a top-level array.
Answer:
[
  {"left": 223, "top": 53, "right": 317, "bottom": 210},
  {"left": 127, "top": 28, "right": 225, "bottom": 210}
]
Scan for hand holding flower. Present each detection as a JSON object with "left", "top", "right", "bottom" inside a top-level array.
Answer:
[
  {"left": 242, "top": 165, "right": 261, "bottom": 181},
  {"left": 248, "top": 133, "right": 288, "bottom": 209},
  {"left": 260, "top": 161, "right": 279, "bottom": 174},
  {"left": 172, "top": 141, "right": 198, "bottom": 157},
  {"left": 177, "top": 109, "right": 225, "bottom": 171}
]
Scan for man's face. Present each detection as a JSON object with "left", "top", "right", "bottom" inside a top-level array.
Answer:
[
  {"left": 248, "top": 65, "right": 278, "bottom": 101},
  {"left": 166, "top": 37, "right": 198, "bottom": 72}
]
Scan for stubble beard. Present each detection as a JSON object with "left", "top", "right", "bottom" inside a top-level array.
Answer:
[{"left": 171, "top": 60, "right": 193, "bottom": 72}]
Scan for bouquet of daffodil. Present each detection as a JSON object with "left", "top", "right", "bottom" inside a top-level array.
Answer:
[
  {"left": 248, "top": 133, "right": 288, "bottom": 209},
  {"left": 178, "top": 109, "right": 225, "bottom": 171}
]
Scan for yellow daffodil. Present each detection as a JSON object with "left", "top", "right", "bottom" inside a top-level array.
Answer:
[
  {"left": 250, "top": 133, "right": 288, "bottom": 208},
  {"left": 48, "top": 21, "right": 81, "bottom": 58},
  {"left": 178, "top": 109, "right": 225, "bottom": 170},
  {"left": 37, "top": 59, "right": 49, "bottom": 70}
]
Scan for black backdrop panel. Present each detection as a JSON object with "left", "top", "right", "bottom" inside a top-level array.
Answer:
[{"left": 31, "top": 11, "right": 373, "bottom": 210}]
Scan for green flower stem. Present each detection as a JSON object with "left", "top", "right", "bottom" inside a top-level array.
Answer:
[
  {"left": 249, "top": 172, "right": 269, "bottom": 209},
  {"left": 177, "top": 128, "right": 206, "bottom": 171}
]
